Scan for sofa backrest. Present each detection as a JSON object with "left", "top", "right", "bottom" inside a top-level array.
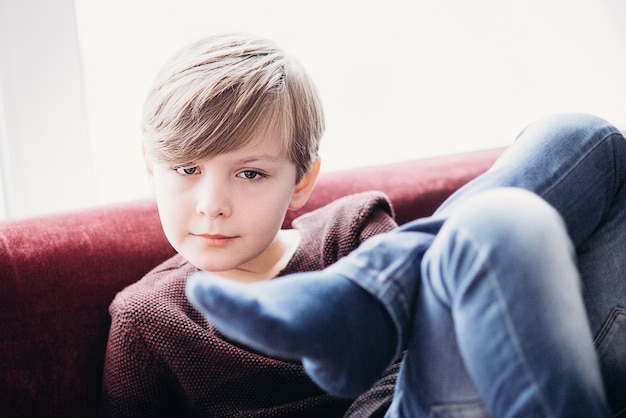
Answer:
[{"left": 285, "top": 148, "right": 503, "bottom": 226}]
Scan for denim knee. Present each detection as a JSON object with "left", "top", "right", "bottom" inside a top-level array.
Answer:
[
  {"left": 515, "top": 112, "right": 618, "bottom": 145},
  {"left": 425, "top": 187, "right": 575, "bottom": 302},
  {"left": 446, "top": 187, "right": 567, "bottom": 244}
]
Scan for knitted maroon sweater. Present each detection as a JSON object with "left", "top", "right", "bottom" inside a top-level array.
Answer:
[{"left": 100, "top": 192, "right": 398, "bottom": 417}]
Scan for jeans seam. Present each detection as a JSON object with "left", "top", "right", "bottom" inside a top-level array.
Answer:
[
  {"left": 594, "top": 306, "right": 626, "bottom": 347},
  {"left": 542, "top": 130, "right": 621, "bottom": 215}
]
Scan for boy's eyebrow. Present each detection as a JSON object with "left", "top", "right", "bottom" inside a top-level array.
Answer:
[{"left": 231, "top": 154, "right": 287, "bottom": 164}]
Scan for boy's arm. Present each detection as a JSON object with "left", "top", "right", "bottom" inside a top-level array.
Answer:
[{"left": 100, "top": 295, "right": 176, "bottom": 417}]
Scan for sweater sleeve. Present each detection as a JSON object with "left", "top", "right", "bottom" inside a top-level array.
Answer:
[
  {"left": 100, "top": 256, "right": 198, "bottom": 417},
  {"left": 100, "top": 296, "right": 172, "bottom": 417}
]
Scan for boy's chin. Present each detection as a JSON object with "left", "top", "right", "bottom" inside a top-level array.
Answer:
[{"left": 180, "top": 252, "right": 231, "bottom": 274}]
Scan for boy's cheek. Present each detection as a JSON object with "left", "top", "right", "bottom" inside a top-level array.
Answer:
[{"left": 157, "top": 207, "right": 185, "bottom": 249}]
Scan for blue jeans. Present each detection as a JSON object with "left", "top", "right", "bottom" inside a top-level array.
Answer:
[{"left": 333, "top": 114, "right": 625, "bottom": 417}]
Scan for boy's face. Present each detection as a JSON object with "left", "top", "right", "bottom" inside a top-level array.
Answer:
[{"left": 146, "top": 134, "right": 317, "bottom": 275}]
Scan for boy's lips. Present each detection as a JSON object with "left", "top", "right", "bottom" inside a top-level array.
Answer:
[{"left": 192, "top": 233, "right": 238, "bottom": 247}]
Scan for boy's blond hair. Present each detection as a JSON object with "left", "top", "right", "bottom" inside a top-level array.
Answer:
[{"left": 142, "top": 33, "right": 324, "bottom": 182}]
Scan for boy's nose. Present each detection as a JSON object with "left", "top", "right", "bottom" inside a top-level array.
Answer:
[{"left": 195, "top": 179, "right": 232, "bottom": 218}]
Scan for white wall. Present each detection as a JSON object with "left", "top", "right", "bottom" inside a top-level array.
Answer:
[{"left": 1, "top": 0, "right": 626, "bottom": 219}]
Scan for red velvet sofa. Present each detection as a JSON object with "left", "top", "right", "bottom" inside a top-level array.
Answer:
[{"left": 0, "top": 148, "right": 502, "bottom": 418}]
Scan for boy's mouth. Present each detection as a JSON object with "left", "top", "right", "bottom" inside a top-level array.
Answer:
[{"left": 192, "top": 233, "right": 237, "bottom": 247}]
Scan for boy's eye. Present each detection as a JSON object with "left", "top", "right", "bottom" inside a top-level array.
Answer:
[
  {"left": 175, "top": 166, "right": 201, "bottom": 175},
  {"left": 237, "top": 170, "right": 264, "bottom": 180}
]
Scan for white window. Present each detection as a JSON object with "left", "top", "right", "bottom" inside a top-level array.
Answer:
[{"left": 0, "top": 0, "right": 95, "bottom": 219}]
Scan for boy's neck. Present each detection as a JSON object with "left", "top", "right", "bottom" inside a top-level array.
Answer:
[{"left": 210, "top": 229, "right": 301, "bottom": 283}]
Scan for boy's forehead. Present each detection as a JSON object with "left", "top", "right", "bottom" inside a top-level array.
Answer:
[
  {"left": 226, "top": 142, "right": 286, "bottom": 161},
  {"left": 200, "top": 133, "right": 290, "bottom": 163},
  {"left": 233, "top": 125, "right": 290, "bottom": 157}
]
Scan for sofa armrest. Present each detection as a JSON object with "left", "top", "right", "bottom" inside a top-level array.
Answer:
[{"left": 0, "top": 199, "right": 176, "bottom": 417}]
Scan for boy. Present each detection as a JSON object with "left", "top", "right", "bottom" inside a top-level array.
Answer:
[{"left": 101, "top": 33, "right": 398, "bottom": 416}]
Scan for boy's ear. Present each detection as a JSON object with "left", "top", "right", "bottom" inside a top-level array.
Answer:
[{"left": 288, "top": 159, "right": 321, "bottom": 211}]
